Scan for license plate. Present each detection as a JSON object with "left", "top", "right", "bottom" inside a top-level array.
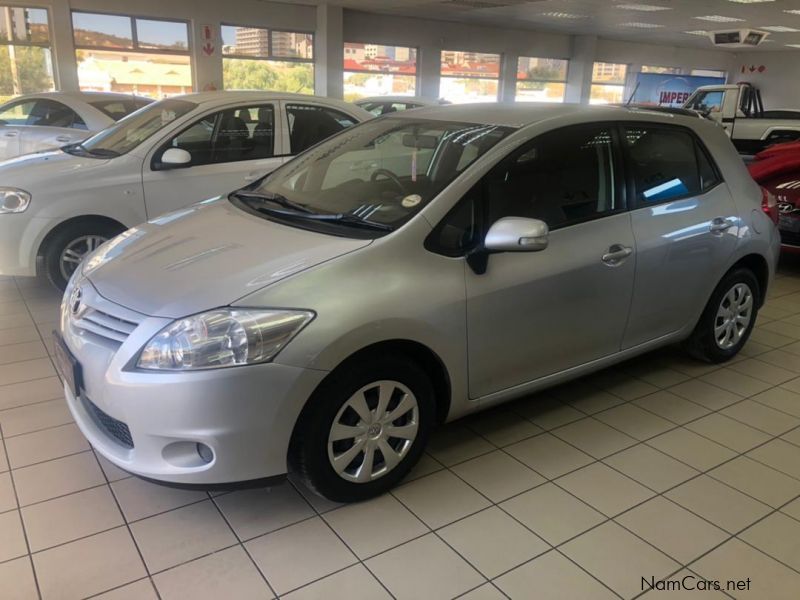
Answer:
[{"left": 53, "top": 332, "right": 82, "bottom": 398}]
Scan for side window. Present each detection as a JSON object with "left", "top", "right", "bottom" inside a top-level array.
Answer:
[
  {"left": 163, "top": 104, "right": 275, "bottom": 167},
  {"left": 0, "top": 100, "right": 36, "bottom": 125},
  {"left": 287, "top": 104, "right": 357, "bottom": 154},
  {"left": 485, "top": 124, "right": 618, "bottom": 230},
  {"left": 697, "top": 142, "right": 722, "bottom": 192},
  {"left": 29, "top": 100, "right": 87, "bottom": 130},
  {"left": 689, "top": 91, "right": 724, "bottom": 114},
  {"left": 623, "top": 126, "right": 707, "bottom": 205}
]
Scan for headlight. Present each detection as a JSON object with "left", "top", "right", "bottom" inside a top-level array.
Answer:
[
  {"left": 137, "top": 308, "right": 314, "bottom": 371},
  {"left": 0, "top": 187, "right": 31, "bottom": 213}
]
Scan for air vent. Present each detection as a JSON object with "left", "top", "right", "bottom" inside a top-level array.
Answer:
[{"left": 709, "top": 29, "right": 769, "bottom": 47}]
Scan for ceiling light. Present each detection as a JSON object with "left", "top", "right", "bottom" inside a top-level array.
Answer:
[
  {"left": 615, "top": 3, "right": 671, "bottom": 10},
  {"left": 620, "top": 22, "right": 663, "bottom": 28},
  {"left": 786, "top": 44, "right": 800, "bottom": 48},
  {"left": 695, "top": 15, "right": 746, "bottom": 22},
  {"left": 760, "top": 25, "right": 800, "bottom": 32},
  {"left": 540, "top": 12, "right": 588, "bottom": 19},
  {"left": 728, "top": 0, "right": 774, "bottom": 4},
  {"left": 785, "top": 10, "right": 800, "bottom": 15},
  {"left": 684, "top": 30, "right": 710, "bottom": 35}
]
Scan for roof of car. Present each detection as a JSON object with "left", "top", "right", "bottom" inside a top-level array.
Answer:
[
  {"left": 385, "top": 102, "right": 707, "bottom": 129},
  {"left": 355, "top": 96, "right": 445, "bottom": 106},
  {"left": 172, "top": 91, "right": 372, "bottom": 118},
  {"left": 13, "top": 91, "right": 150, "bottom": 102}
]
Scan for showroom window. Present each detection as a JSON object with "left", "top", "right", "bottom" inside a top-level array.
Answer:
[
  {"left": 222, "top": 25, "right": 314, "bottom": 95},
  {"left": 623, "top": 125, "right": 721, "bottom": 205},
  {"left": 515, "top": 56, "right": 568, "bottom": 102},
  {"left": 691, "top": 68, "right": 726, "bottom": 79},
  {"left": 440, "top": 50, "right": 501, "bottom": 104},
  {"left": 342, "top": 42, "right": 418, "bottom": 102},
  {"left": 590, "top": 61, "right": 628, "bottom": 105},
  {"left": 641, "top": 65, "right": 681, "bottom": 74},
  {"left": 0, "top": 6, "right": 54, "bottom": 102},
  {"left": 71, "top": 12, "right": 192, "bottom": 99}
]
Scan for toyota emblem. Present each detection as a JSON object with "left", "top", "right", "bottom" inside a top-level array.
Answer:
[{"left": 69, "top": 286, "right": 84, "bottom": 317}]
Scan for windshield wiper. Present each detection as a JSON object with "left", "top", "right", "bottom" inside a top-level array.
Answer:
[
  {"left": 64, "top": 144, "right": 119, "bottom": 158},
  {"left": 231, "top": 190, "right": 315, "bottom": 214},
  {"left": 298, "top": 212, "right": 395, "bottom": 232}
]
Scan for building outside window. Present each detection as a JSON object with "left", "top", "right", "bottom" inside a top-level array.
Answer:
[
  {"left": 342, "top": 43, "right": 417, "bottom": 102},
  {"left": 221, "top": 25, "right": 314, "bottom": 94},
  {"left": 72, "top": 12, "right": 192, "bottom": 99},
  {"left": 440, "top": 50, "right": 500, "bottom": 103},
  {"left": 691, "top": 68, "right": 726, "bottom": 80},
  {"left": 590, "top": 61, "right": 628, "bottom": 105},
  {"left": 641, "top": 65, "right": 682, "bottom": 74},
  {"left": 515, "top": 56, "right": 568, "bottom": 103},
  {"left": 0, "top": 6, "right": 54, "bottom": 103}
]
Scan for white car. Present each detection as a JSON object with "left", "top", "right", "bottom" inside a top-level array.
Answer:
[
  {"left": 0, "top": 91, "right": 371, "bottom": 289},
  {"left": 0, "top": 91, "right": 151, "bottom": 160},
  {"left": 354, "top": 96, "right": 449, "bottom": 116}
]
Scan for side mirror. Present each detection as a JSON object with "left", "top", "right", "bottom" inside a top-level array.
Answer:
[
  {"left": 485, "top": 217, "right": 549, "bottom": 252},
  {"left": 159, "top": 147, "right": 192, "bottom": 169}
]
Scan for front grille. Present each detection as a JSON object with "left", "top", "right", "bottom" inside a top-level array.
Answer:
[
  {"left": 83, "top": 396, "right": 134, "bottom": 449},
  {"left": 780, "top": 229, "right": 800, "bottom": 247},
  {"left": 68, "top": 283, "right": 143, "bottom": 345}
]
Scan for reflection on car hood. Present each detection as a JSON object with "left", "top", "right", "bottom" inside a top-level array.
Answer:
[
  {"left": 84, "top": 198, "right": 372, "bottom": 318},
  {"left": 0, "top": 149, "right": 112, "bottom": 187}
]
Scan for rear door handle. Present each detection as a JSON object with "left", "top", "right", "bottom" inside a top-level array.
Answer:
[
  {"left": 55, "top": 135, "right": 72, "bottom": 143},
  {"left": 602, "top": 244, "right": 633, "bottom": 266},
  {"left": 3, "top": 131, "right": 18, "bottom": 138},
  {"left": 710, "top": 217, "right": 734, "bottom": 234}
]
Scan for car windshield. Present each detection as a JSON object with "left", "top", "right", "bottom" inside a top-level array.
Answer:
[
  {"left": 89, "top": 98, "right": 153, "bottom": 121},
  {"left": 242, "top": 117, "right": 513, "bottom": 234},
  {"left": 78, "top": 98, "right": 196, "bottom": 157}
]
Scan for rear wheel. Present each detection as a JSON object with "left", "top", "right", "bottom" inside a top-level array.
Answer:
[
  {"left": 290, "top": 356, "right": 435, "bottom": 502},
  {"left": 43, "top": 220, "right": 125, "bottom": 290},
  {"left": 685, "top": 267, "right": 760, "bottom": 363}
]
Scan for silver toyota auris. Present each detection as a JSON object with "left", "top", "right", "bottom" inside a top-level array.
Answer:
[{"left": 56, "top": 104, "right": 780, "bottom": 501}]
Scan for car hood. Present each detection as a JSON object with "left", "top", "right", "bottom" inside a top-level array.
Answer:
[
  {"left": 0, "top": 149, "right": 112, "bottom": 187},
  {"left": 83, "top": 198, "right": 372, "bottom": 318}
]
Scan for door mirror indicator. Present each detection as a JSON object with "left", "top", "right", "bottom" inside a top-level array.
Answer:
[
  {"left": 485, "top": 217, "right": 549, "bottom": 252},
  {"left": 159, "top": 148, "right": 192, "bottom": 169}
]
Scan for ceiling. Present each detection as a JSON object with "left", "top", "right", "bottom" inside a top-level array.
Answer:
[{"left": 313, "top": 0, "right": 800, "bottom": 51}]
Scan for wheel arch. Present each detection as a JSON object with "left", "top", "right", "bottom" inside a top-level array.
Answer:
[
  {"left": 36, "top": 214, "right": 127, "bottom": 261},
  {"left": 730, "top": 253, "right": 769, "bottom": 307}
]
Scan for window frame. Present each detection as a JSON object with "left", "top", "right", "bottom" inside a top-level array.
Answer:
[
  {"left": 221, "top": 24, "right": 314, "bottom": 64},
  {"left": 425, "top": 121, "right": 629, "bottom": 257},
  {"left": 0, "top": 5, "right": 51, "bottom": 48},
  {"left": 342, "top": 42, "right": 420, "bottom": 100},
  {"left": 70, "top": 10, "right": 191, "bottom": 56},
  {"left": 150, "top": 102, "right": 278, "bottom": 170},
  {"left": 619, "top": 121, "right": 724, "bottom": 209},
  {"left": 515, "top": 56, "right": 569, "bottom": 103}
]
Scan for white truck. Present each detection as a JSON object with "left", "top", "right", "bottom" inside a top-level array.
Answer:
[{"left": 683, "top": 82, "right": 800, "bottom": 154}]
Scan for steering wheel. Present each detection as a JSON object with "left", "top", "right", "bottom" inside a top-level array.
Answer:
[{"left": 370, "top": 168, "right": 407, "bottom": 195}]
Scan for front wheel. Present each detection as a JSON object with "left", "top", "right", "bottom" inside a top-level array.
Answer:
[
  {"left": 42, "top": 221, "right": 125, "bottom": 290},
  {"left": 290, "top": 356, "right": 435, "bottom": 502},
  {"left": 685, "top": 267, "right": 760, "bottom": 363}
]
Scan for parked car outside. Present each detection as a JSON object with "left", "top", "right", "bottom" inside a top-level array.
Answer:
[
  {"left": 354, "top": 95, "right": 449, "bottom": 116},
  {"left": 56, "top": 104, "right": 779, "bottom": 501},
  {"left": 748, "top": 141, "right": 800, "bottom": 253},
  {"left": 0, "top": 91, "right": 371, "bottom": 288},
  {"left": 0, "top": 91, "right": 151, "bottom": 160}
]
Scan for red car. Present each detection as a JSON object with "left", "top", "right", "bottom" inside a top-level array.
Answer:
[{"left": 748, "top": 142, "right": 800, "bottom": 253}]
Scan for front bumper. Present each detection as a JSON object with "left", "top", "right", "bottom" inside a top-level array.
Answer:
[{"left": 60, "top": 279, "right": 328, "bottom": 485}]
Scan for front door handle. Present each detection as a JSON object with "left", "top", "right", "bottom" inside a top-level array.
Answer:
[
  {"left": 3, "top": 131, "right": 18, "bottom": 138},
  {"left": 710, "top": 217, "right": 734, "bottom": 234},
  {"left": 55, "top": 135, "right": 72, "bottom": 143},
  {"left": 602, "top": 244, "right": 633, "bottom": 266}
]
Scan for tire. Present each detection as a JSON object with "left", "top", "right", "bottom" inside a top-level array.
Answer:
[
  {"left": 43, "top": 220, "right": 125, "bottom": 291},
  {"left": 685, "top": 267, "right": 760, "bottom": 363},
  {"left": 290, "top": 355, "right": 436, "bottom": 502}
]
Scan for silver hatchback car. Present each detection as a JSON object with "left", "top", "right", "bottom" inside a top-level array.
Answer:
[{"left": 57, "top": 104, "right": 780, "bottom": 501}]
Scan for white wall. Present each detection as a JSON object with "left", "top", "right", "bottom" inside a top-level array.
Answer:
[
  {"left": 732, "top": 51, "right": 800, "bottom": 109},
  {"left": 9, "top": 0, "right": 746, "bottom": 103}
]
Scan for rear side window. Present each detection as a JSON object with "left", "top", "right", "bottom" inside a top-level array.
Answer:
[
  {"left": 286, "top": 104, "right": 357, "bottom": 154},
  {"left": 623, "top": 126, "right": 720, "bottom": 205},
  {"left": 29, "top": 100, "right": 87, "bottom": 130}
]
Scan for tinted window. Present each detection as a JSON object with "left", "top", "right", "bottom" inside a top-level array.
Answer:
[
  {"left": 0, "top": 100, "right": 35, "bottom": 125},
  {"left": 286, "top": 104, "right": 356, "bottom": 154},
  {"left": 623, "top": 126, "right": 709, "bottom": 204},
  {"left": 486, "top": 124, "right": 618, "bottom": 230},
  {"left": 688, "top": 91, "right": 724, "bottom": 113},
  {"left": 163, "top": 104, "right": 275, "bottom": 167},
  {"left": 90, "top": 99, "right": 151, "bottom": 121},
  {"left": 29, "top": 100, "right": 86, "bottom": 129}
]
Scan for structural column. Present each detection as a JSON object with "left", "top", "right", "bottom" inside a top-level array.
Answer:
[
  {"left": 500, "top": 51, "right": 518, "bottom": 103},
  {"left": 565, "top": 34, "right": 597, "bottom": 104},
  {"left": 314, "top": 4, "right": 344, "bottom": 98},
  {"left": 48, "top": 0, "right": 79, "bottom": 91},
  {"left": 418, "top": 45, "right": 441, "bottom": 100}
]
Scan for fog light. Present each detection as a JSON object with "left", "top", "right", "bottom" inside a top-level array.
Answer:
[{"left": 196, "top": 443, "right": 214, "bottom": 464}]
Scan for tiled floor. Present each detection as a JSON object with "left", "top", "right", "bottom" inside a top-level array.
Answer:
[{"left": 3, "top": 260, "right": 800, "bottom": 600}]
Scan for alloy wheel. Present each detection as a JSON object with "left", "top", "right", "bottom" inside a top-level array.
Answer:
[
  {"left": 714, "top": 282, "right": 753, "bottom": 350},
  {"left": 59, "top": 235, "right": 107, "bottom": 282},
  {"left": 327, "top": 380, "right": 419, "bottom": 483}
]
